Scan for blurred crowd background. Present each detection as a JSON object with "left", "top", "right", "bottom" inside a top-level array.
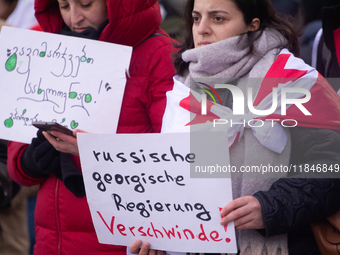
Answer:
[{"left": 159, "top": 0, "right": 340, "bottom": 65}]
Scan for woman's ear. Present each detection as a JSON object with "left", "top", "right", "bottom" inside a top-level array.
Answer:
[{"left": 248, "top": 18, "right": 260, "bottom": 32}]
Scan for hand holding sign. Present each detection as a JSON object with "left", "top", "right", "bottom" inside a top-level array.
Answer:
[
  {"left": 77, "top": 132, "right": 237, "bottom": 253},
  {"left": 43, "top": 128, "right": 86, "bottom": 156},
  {"left": 129, "top": 240, "right": 159, "bottom": 255},
  {"left": 220, "top": 196, "right": 264, "bottom": 230}
]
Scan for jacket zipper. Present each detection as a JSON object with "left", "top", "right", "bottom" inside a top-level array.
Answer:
[{"left": 55, "top": 178, "right": 62, "bottom": 255}]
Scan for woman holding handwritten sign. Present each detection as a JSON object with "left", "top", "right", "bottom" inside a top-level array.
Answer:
[
  {"left": 129, "top": 0, "right": 340, "bottom": 254},
  {"left": 7, "top": 0, "right": 176, "bottom": 254}
]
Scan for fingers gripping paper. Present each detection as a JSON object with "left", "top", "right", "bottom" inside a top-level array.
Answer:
[{"left": 77, "top": 132, "right": 237, "bottom": 253}]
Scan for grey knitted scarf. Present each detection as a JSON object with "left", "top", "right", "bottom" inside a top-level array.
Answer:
[
  {"left": 180, "top": 28, "right": 286, "bottom": 87},
  {"left": 180, "top": 29, "right": 290, "bottom": 255}
]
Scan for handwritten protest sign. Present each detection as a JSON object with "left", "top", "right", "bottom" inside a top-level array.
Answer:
[
  {"left": 77, "top": 132, "right": 237, "bottom": 253},
  {"left": 0, "top": 26, "right": 132, "bottom": 143}
]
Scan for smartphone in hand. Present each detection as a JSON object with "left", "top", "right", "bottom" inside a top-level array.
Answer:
[{"left": 32, "top": 122, "right": 75, "bottom": 137}]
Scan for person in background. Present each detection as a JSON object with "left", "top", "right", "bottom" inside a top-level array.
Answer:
[
  {"left": 0, "top": 0, "right": 40, "bottom": 30},
  {"left": 5, "top": 0, "right": 37, "bottom": 29},
  {"left": 298, "top": 0, "right": 339, "bottom": 65},
  {"left": 0, "top": 0, "right": 17, "bottom": 25},
  {"left": 7, "top": 0, "right": 176, "bottom": 254},
  {"left": 312, "top": 4, "right": 340, "bottom": 95},
  {"left": 129, "top": 0, "right": 340, "bottom": 254},
  {"left": 0, "top": 139, "right": 30, "bottom": 255},
  {"left": 158, "top": 0, "right": 186, "bottom": 41},
  {"left": 0, "top": 1, "right": 40, "bottom": 253}
]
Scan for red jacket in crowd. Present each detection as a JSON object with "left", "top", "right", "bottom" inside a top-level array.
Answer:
[{"left": 7, "top": 0, "right": 176, "bottom": 254}]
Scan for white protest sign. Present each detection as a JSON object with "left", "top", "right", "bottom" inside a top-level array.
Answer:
[
  {"left": 78, "top": 132, "right": 237, "bottom": 253},
  {"left": 0, "top": 26, "right": 132, "bottom": 143}
]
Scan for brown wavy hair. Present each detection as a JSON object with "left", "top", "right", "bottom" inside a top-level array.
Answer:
[{"left": 173, "top": 0, "right": 300, "bottom": 76}]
